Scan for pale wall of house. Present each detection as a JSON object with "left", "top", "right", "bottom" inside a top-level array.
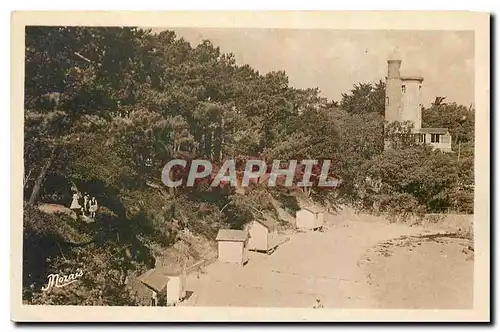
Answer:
[
  {"left": 165, "top": 276, "right": 184, "bottom": 306},
  {"left": 316, "top": 212, "right": 325, "bottom": 228},
  {"left": 296, "top": 210, "right": 316, "bottom": 229},
  {"left": 218, "top": 241, "right": 244, "bottom": 264},
  {"left": 246, "top": 221, "right": 269, "bottom": 251},
  {"left": 426, "top": 133, "right": 452, "bottom": 152}
]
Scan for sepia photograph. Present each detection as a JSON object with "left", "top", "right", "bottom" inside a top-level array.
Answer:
[{"left": 10, "top": 11, "right": 490, "bottom": 322}]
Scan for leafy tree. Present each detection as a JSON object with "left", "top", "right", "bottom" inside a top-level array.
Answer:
[
  {"left": 362, "top": 145, "right": 461, "bottom": 214},
  {"left": 328, "top": 110, "right": 384, "bottom": 203},
  {"left": 24, "top": 27, "right": 151, "bottom": 205},
  {"left": 340, "top": 80, "right": 386, "bottom": 115}
]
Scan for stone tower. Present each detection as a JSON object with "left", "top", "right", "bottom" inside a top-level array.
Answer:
[
  {"left": 385, "top": 58, "right": 402, "bottom": 125},
  {"left": 384, "top": 55, "right": 424, "bottom": 130},
  {"left": 383, "top": 55, "right": 451, "bottom": 152},
  {"left": 400, "top": 76, "right": 424, "bottom": 130}
]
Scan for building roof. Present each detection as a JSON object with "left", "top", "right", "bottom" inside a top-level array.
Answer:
[
  {"left": 138, "top": 269, "right": 170, "bottom": 293},
  {"left": 216, "top": 229, "right": 248, "bottom": 242},
  {"left": 302, "top": 206, "right": 326, "bottom": 214},
  {"left": 401, "top": 75, "right": 424, "bottom": 82},
  {"left": 254, "top": 216, "right": 278, "bottom": 230},
  {"left": 155, "top": 264, "right": 184, "bottom": 276},
  {"left": 418, "top": 128, "right": 450, "bottom": 134}
]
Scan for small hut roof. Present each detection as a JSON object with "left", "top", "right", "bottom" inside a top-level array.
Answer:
[
  {"left": 216, "top": 229, "right": 248, "bottom": 242},
  {"left": 138, "top": 269, "right": 170, "bottom": 293},
  {"left": 156, "top": 264, "right": 183, "bottom": 276},
  {"left": 302, "top": 206, "right": 326, "bottom": 214},
  {"left": 255, "top": 216, "right": 278, "bottom": 230}
]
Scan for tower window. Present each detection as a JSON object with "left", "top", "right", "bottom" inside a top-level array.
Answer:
[
  {"left": 386, "top": 97, "right": 389, "bottom": 105},
  {"left": 401, "top": 85, "right": 406, "bottom": 93}
]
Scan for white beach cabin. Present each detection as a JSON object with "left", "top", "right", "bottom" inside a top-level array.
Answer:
[
  {"left": 296, "top": 206, "right": 326, "bottom": 230},
  {"left": 138, "top": 266, "right": 187, "bottom": 306},
  {"left": 244, "top": 217, "right": 280, "bottom": 254},
  {"left": 216, "top": 229, "right": 249, "bottom": 265}
]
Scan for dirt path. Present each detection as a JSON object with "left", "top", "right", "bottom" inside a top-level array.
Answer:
[{"left": 182, "top": 217, "right": 432, "bottom": 308}]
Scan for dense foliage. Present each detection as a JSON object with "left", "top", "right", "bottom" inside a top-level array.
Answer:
[{"left": 23, "top": 27, "right": 474, "bottom": 305}]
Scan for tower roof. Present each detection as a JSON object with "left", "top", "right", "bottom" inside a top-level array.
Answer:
[
  {"left": 216, "top": 229, "right": 248, "bottom": 242},
  {"left": 388, "top": 47, "right": 402, "bottom": 61}
]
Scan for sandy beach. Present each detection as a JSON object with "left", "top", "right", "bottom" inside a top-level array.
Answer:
[
  {"left": 363, "top": 234, "right": 473, "bottom": 309},
  {"left": 181, "top": 215, "right": 473, "bottom": 309}
]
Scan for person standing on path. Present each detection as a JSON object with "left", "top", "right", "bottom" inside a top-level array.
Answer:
[
  {"left": 83, "top": 193, "right": 90, "bottom": 216},
  {"left": 70, "top": 191, "right": 82, "bottom": 216},
  {"left": 89, "top": 197, "right": 98, "bottom": 219}
]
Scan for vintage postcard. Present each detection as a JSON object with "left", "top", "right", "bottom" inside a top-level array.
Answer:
[{"left": 11, "top": 11, "right": 490, "bottom": 322}]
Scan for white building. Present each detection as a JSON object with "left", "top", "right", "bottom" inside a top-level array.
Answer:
[
  {"left": 244, "top": 217, "right": 281, "bottom": 254},
  {"left": 296, "top": 206, "right": 325, "bottom": 230},
  {"left": 385, "top": 56, "right": 452, "bottom": 152},
  {"left": 138, "top": 266, "right": 187, "bottom": 306},
  {"left": 216, "top": 229, "right": 249, "bottom": 265}
]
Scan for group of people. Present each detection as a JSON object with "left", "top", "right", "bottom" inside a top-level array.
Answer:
[{"left": 70, "top": 191, "right": 98, "bottom": 219}]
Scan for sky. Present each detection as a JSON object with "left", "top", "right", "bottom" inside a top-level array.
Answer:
[{"left": 153, "top": 28, "right": 474, "bottom": 107}]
